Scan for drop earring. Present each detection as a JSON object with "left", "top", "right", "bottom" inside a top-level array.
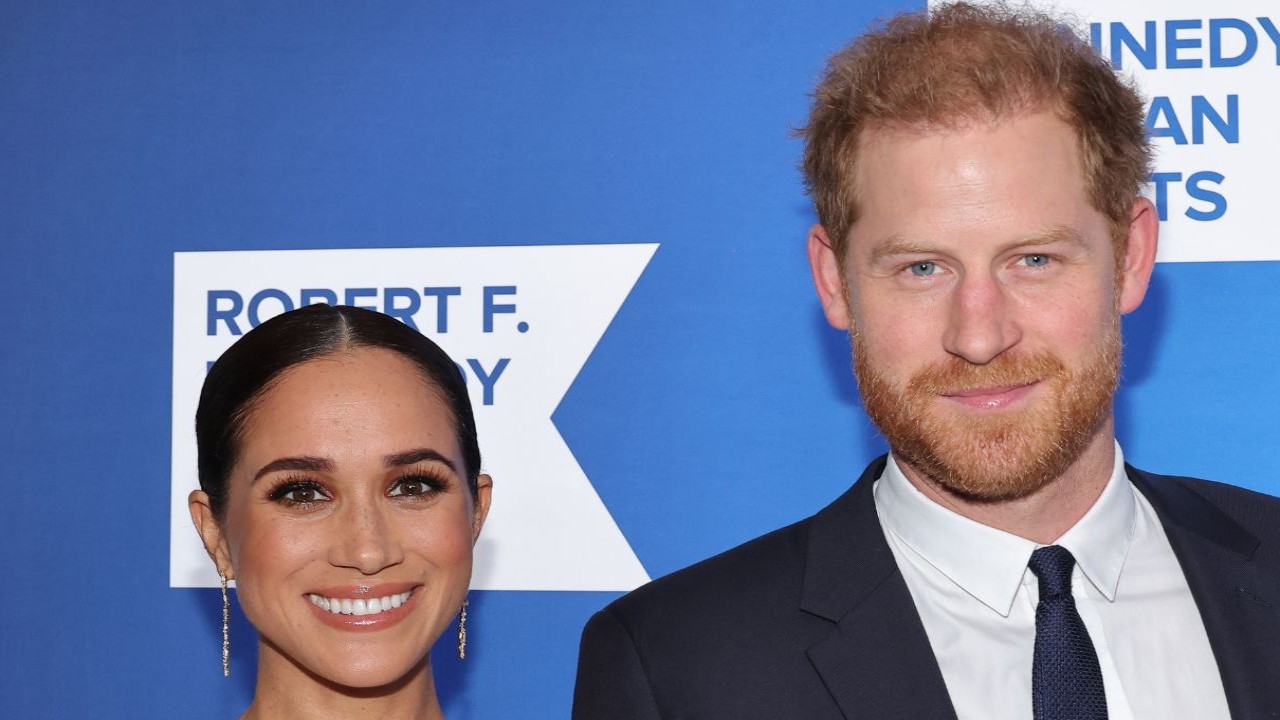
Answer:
[
  {"left": 219, "top": 571, "right": 231, "bottom": 677},
  {"left": 457, "top": 597, "right": 469, "bottom": 660}
]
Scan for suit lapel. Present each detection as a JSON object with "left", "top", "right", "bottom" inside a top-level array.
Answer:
[
  {"left": 801, "top": 458, "right": 958, "bottom": 720},
  {"left": 796, "top": 461, "right": 1280, "bottom": 717},
  {"left": 1129, "top": 466, "right": 1280, "bottom": 717}
]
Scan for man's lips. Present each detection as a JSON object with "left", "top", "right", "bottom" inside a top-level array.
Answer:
[{"left": 940, "top": 381, "right": 1039, "bottom": 409}]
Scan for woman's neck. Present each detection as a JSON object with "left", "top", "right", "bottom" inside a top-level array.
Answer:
[{"left": 240, "top": 640, "right": 444, "bottom": 720}]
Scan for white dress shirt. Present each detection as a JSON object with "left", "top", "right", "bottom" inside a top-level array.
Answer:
[{"left": 873, "top": 444, "right": 1231, "bottom": 719}]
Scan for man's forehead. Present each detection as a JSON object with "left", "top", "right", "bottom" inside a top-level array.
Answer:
[
  {"left": 848, "top": 111, "right": 1087, "bottom": 219},
  {"left": 859, "top": 106, "right": 1073, "bottom": 149},
  {"left": 826, "top": 109, "right": 1116, "bottom": 278}
]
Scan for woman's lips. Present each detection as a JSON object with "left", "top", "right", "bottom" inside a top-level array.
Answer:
[
  {"left": 308, "top": 590, "right": 412, "bottom": 616},
  {"left": 941, "top": 381, "right": 1039, "bottom": 409},
  {"left": 305, "top": 583, "right": 421, "bottom": 631}
]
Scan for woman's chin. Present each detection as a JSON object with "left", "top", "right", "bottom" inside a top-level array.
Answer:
[
  {"left": 311, "top": 656, "right": 433, "bottom": 695},
  {"left": 262, "top": 634, "right": 433, "bottom": 695}
]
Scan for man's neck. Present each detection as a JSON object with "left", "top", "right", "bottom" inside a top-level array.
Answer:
[{"left": 895, "top": 425, "right": 1118, "bottom": 544}]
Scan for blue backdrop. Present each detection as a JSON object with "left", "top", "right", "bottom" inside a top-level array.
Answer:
[{"left": 2, "top": 1, "right": 1277, "bottom": 718}]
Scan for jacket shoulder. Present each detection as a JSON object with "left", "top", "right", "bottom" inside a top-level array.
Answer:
[
  {"left": 606, "top": 515, "right": 812, "bottom": 625},
  {"left": 1178, "top": 472, "right": 1280, "bottom": 500},
  {"left": 1130, "top": 465, "right": 1280, "bottom": 546},
  {"left": 577, "top": 513, "right": 841, "bottom": 717}
]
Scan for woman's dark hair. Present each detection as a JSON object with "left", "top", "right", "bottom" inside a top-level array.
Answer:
[{"left": 196, "top": 304, "right": 481, "bottom": 520}]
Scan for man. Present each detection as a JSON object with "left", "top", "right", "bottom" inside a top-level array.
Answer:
[{"left": 573, "top": 3, "right": 1280, "bottom": 719}]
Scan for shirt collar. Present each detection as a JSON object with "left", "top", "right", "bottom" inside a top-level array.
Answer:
[
  {"left": 873, "top": 442, "right": 1136, "bottom": 617},
  {"left": 1056, "top": 443, "right": 1136, "bottom": 603}
]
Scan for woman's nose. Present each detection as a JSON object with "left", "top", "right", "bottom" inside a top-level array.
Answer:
[{"left": 327, "top": 501, "right": 405, "bottom": 575}]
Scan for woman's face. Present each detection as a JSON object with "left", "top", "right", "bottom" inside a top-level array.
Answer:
[{"left": 193, "top": 347, "right": 491, "bottom": 689}]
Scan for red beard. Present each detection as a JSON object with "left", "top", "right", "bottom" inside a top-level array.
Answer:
[{"left": 853, "top": 325, "right": 1120, "bottom": 502}]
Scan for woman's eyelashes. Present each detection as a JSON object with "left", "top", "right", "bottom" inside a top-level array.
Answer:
[
  {"left": 267, "top": 476, "right": 329, "bottom": 507},
  {"left": 388, "top": 470, "right": 450, "bottom": 500},
  {"left": 265, "top": 469, "right": 451, "bottom": 507}
]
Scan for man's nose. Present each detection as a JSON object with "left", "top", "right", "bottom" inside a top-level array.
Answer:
[
  {"left": 328, "top": 500, "right": 405, "bottom": 575},
  {"left": 941, "top": 270, "right": 1022, "bottom": 365}
]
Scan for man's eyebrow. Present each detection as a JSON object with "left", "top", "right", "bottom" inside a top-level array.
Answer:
[
  {"left": 868, "top": 226, "right": 1087, "bottom": 262},
  {"left": 384, "top": 448, "right": 457, "bottom": 473},
  {"left": 1016, "top": 225, "right": 1086, "bottom": 248},
  {"left": 869, "top": 235, "right": 934, "bottom": 262},
  {"left": 253, "top": 456, "right": 333, "bottom": 483}
]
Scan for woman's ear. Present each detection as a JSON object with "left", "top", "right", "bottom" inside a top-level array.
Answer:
[
  {"left": 189, "top": 490, "right": 233, "bottom": 578},
  {"left": 470, "top": 474, "right": 493, "bottom": 545}
]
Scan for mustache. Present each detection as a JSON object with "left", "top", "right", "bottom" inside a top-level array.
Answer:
[{"left": 907, "top": 351, "right": 1066, "bottom": 396}]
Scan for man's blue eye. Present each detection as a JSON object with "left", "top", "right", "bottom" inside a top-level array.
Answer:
[
  {"left": 909, "top": 262, "right": 937, "bottom": 277},
  {"left": 1024, "top": 254, "right": 1051, "bottom": 267}
]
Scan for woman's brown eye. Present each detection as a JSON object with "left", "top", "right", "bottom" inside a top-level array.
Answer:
[
  {"left": 269, "top": 481, "right": 328, "bottom": 505},
  {"left": 391, "top": 476, "right": 440, "bottom": 498}
]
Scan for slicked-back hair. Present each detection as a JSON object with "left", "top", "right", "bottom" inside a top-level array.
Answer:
[
  {"left": 801, "top": 1, "right": 1151, "bottom": 263},
  {"left": 195, "top": 304, "right": 481, "bottom": 520}
]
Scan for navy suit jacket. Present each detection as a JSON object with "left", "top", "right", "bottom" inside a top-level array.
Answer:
[{"left": 572, "top": 457, "right": 1280, "bottom": 719}]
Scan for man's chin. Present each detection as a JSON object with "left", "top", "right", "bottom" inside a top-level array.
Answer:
[
  {"left": 896, "top": 441, "right": 1059, "bottom": 503},
  {"left": 855, "top": 331, "right": 1122, "bottom": 503},
  {"left": 889, "top": 399, "right": 1049, "bottom": 496},
  {"left": 894, "top": 397, "right": 1113, "bottom": 503}
]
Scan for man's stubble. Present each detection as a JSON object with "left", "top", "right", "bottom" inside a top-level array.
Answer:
[{"left": 852, "top": 317, "right": 1121, "bottom": 502}]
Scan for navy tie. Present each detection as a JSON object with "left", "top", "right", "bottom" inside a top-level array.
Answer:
[{"left": 1028, "top": 545, "right": 1108, "bottom": 720}]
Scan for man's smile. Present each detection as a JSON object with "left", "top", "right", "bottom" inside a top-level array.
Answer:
[{"left": 940, "top": 381, "right": 1041, "bottom": 410}]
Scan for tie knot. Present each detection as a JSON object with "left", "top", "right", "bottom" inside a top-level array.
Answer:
[{"left": 1028, "top": 545, "right": 1077, "bottom": 598}]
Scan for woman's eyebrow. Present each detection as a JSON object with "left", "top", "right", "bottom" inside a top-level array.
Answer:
[
  {"left": 384, "top": 448, "right": 457, "bottom": 473},
  {"left": 253, "top": 456, "right": 332, "bottom": 483}
]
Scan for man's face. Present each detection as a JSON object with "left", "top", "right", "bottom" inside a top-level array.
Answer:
[{"left": 810, "top": 111, "right": 1156, "bottom": 500}]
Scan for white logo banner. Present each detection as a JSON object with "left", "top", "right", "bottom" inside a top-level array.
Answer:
[
  {"left": 171, "top": 244, "right": 658, "bottom": 591},
  {"left": 935, "top": 0, "right": 1279, "bottom": 262}
]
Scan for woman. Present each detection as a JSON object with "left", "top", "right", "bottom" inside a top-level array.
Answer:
[{"left": 188, "top": 304, "right": 493, "bottom": 720}]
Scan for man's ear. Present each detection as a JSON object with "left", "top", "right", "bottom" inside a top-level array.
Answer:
[
  {"left": 470, "top": 474, "right": 493, "bottom": 545},
  {"left": 189, "top": 490, "right": 233, "bottom": 578},
  {"left": 1118, "top": 197, "right": 1159, "bottom": 314},
  {"left": 808, "top": 224, "right": 851, "bottom": 329}
]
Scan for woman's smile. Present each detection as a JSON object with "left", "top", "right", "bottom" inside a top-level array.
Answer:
[{"left": 305, "top": 584, "right": 422, "bottom": 630}]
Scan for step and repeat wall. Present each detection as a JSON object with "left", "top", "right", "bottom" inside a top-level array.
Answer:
[{"left": 3, "top": 1, "right": 1277, "bottom": 717}]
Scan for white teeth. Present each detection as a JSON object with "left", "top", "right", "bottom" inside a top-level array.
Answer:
[{"left": 308, "top": 590, "right": 413, "bottom": 617}]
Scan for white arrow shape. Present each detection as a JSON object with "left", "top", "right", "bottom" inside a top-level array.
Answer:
[{"left": 171, "top": 244, "right": 657, "bottom": 591}]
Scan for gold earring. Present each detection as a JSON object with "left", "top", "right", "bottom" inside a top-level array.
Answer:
[
  {"left": 219, "top": 572, "right": 231, "bottom": 677},
  {"left": 457, "top": 597, "right": 469, "bottom": 660}
]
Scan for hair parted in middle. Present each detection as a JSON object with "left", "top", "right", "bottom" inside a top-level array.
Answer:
[
  {"left": 800, "top": 1, "right": 1152, "bottom": 263},
  {"left": 195, "top": 304, "right": 483, "bottom": 522}
]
